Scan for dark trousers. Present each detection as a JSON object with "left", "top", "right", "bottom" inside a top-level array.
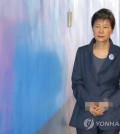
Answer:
[{"left": 76, "top": 128, "right": 119, "bottom": 134}]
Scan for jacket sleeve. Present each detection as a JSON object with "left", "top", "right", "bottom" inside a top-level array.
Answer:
[
  {"left": 72, "top": 48, "right": 91, "bottom": 108},
  {"left": 107, "top": 56, "right": 120, "bottom": 108},
  {"left": 108, "top": 84, "right": 120, "bottom": 108}
]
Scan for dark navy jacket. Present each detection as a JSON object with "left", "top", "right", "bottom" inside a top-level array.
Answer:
[{"left": 69, "top": 38, "right": 120, "bottom": 130}]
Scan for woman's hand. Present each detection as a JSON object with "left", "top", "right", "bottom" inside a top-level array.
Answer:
[{"left": 88, "top": 102, "right": 109, "bottom": 116}]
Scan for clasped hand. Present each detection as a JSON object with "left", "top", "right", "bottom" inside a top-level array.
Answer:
[{"left": 87, "top": 102, "right": 109, "bottom": 116}]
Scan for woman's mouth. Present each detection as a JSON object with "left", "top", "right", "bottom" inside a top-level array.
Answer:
[{"left": 98, "top": 36, "right": 104, "bottom": 38}]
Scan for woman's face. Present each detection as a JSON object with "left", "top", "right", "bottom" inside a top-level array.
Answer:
[{"left": 92, "top": 19, "right": 113, "bottom": 42}]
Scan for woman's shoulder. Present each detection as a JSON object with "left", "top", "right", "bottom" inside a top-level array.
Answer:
[
  {"left": 112, "top": 44, "right": 120, "bottom": 52},
  {"left": 79, "top": 44, "right": 89, "bottom": 48},
  {"left": 113, "top": 44, "right": 120, "bottom": 49},
  {"left": 77, "top": 44, "right": 90, "bottom": 52}
]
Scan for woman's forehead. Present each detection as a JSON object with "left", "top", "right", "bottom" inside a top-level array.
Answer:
[{"left": 94, "top": 19, "right": 111, "bottom": 25}]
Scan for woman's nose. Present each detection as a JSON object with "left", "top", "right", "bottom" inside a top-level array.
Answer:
[{"left": 99, "top": 27, "right": 104, "bottom": 33}]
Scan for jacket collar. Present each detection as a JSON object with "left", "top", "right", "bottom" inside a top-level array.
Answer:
[{"left": 87, "top": 38, "right": 117, "bottom": 53}]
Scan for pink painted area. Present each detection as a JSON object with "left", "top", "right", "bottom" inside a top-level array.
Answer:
[
  {"left": 0, "top": 0, "right": 26, "bottom": 22},
  {"left": 0, "top": 20, "right": 15, "bottom": 133}
]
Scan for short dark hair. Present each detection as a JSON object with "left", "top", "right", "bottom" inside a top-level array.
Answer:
[{"left": 91, "top": 8, "right": 115, "bottom": 29}]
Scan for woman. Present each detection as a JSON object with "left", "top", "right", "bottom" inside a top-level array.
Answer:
[{"left": 69, "top": 8, "right": 120, "bottom": 134}]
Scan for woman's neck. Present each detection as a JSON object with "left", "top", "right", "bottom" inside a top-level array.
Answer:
[
  {"left": 94, "top": 40, "right": 110, "bottom": 50},
  {"left": 93, "top": 40, "right": 110, "bottom": 58}
]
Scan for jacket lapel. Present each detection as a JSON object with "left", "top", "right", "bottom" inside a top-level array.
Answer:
[
  {"left": 87, "top": 38, "right": 99, "bottom": 82},
  {"left": 98, "top": 38, "right": 117, "bottom": 74},
  {"left": 87, "top": 38, "right": 117, "bottom": 84}
]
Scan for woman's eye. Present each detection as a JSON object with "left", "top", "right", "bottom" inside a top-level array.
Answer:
[{"left": 95, "top": 26, "right": 99, "bottom": 28}]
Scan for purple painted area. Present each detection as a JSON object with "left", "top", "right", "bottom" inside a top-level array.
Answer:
[{"left": 0, "top": 21, "right": 16, "bottom": 133}]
